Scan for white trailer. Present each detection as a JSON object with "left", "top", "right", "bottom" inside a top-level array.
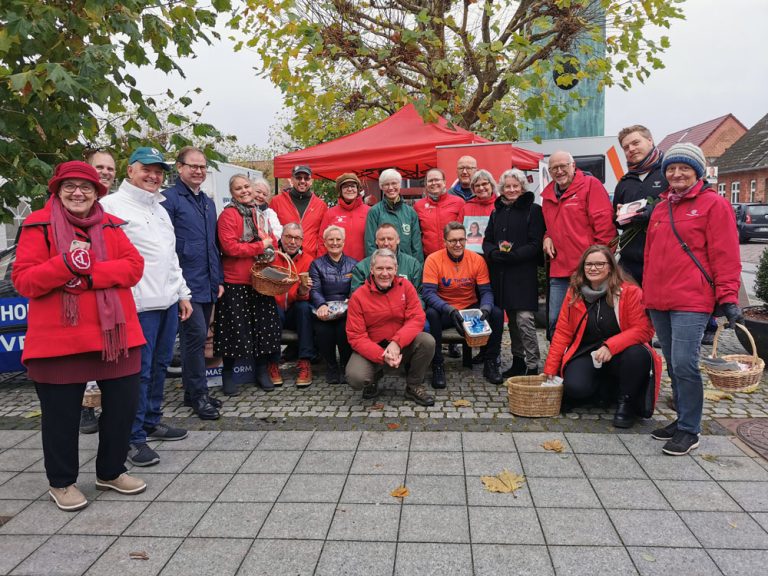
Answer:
[{"left": 198, "top": 161, "right": 263, "bottom": 214}]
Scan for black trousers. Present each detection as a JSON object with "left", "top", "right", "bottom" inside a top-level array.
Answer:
[
  {"left": 563, "top": 344, "right": 651, "bottom": 403},
  {"left": 313, "top": 317, "right": 351, "bottom": 368},
  {"left": 35, "top": 373, "right": 140, "bottom": 487}
]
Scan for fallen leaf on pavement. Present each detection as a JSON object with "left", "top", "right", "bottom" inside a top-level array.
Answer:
[
  {"left": 391, "top": 486, "right": 410, "bottom": 499},
  {"left": 129, "top": 551, "right": 149, "bottom": 560},
  {"left": 728, "top": 520, "right": 738, "bottom": 529},
  {"left": 480, "top": 469, "right": 526, "bottom": 494},
  {"left": 541, "top": 439, "right": 564, "bottom": 453},
  {"left": 701, "top": 453, "right": 719, "bottom": 463},
  {"left": 704, "top": 389, "right": 733, "bottom": 402},
  {"left": 386, "top": 423, "right": 400, "bottom": 430},
  {"left": 641, "top": 553, "right": 656, "bottom": 562},
  {"left": 452, "top": 399, "right": 472, "bottom": 407},
  {"left": 23, "top": 410, "right": 41, "bottom": 419},
  {"left": 370, "top": 403, "right": 385, "bottom": 410}
]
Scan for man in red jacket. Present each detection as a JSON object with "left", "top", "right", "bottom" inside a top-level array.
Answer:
[
  {"left": 541, "top": 150, "right": 616, "bottom": 338},
  {"left": 346, "top": 249, "right": 436, "bottom": 406},
  {"left": 414, "top": 168, "right": 465, "bottom": 256},
  {"left": 269, "top": 165, "right": 328, "bottom": 257}
]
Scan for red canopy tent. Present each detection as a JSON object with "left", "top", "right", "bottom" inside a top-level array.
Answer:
[{"left": 273, "top": 104, "right": 491, "bottom": 180}]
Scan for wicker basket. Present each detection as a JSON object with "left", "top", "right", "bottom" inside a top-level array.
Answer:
[
  {"left": 250, "top": 250, "right": 299, "bottom": 296},
  {"left": 507, "top": 374, "right": 563, "bottom": 417},
  {"left": 460, "top": 309, "right": 491, "bottom": 348},
  {"left": 82, "top": 388, "right": 101, "bottom": 408},
  {"left": 702, "top": 323, "right": 764, "bottom": 393}
]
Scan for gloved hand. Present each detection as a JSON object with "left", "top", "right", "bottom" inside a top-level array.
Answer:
[
  {"left": 715, "top": 303, "right": 744, "bottom": 329},
  {"left": 629, "top": 204, "right": 652, "bottom": 224},
  {"left": 449, "top": 308, "right": 466, "bottom": 336},
  {"left": 490, "top": 250, "right": 509, "bottom": 263},
  {"left": 63, "top": 248, "right": 93, "bottom": 275},
  {"left": 63, "top": 276, "right": 88, "bottom": 295},
  {"left": 479, "top": 305, "right": 492, "bottom": 322}
]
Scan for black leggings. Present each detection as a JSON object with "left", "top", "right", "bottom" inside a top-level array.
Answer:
[
  {"left": 563, "top": 344, "right": 651, "bottom": 402},
  {"left": 313, "top": 317, "right": 351, "bottom": 368}
]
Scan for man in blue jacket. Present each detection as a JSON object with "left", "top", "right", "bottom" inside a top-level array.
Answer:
[{"left": 161, "top": 146, "right": 223, "bottom": 420}]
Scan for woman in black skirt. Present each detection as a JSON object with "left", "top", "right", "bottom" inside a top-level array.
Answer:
[{"left": 214, "top": 175, "right": 281, "bottom": 393}]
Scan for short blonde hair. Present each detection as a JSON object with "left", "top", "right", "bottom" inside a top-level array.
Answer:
[{"left": 322, "top": 225, "right": 346, "bottom": 241}]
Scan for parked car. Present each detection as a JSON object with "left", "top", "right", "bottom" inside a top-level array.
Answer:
[{"left": 733, "top": 203, "right": 768, "bottom": 244}]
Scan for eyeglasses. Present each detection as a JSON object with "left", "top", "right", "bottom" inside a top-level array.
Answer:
[
  {"left": 584, "top": 261, "right": 609, "bottom": 270},
  {"left": 60, "top": 183, "right": 96, "bottom": 195},
  {"left": 446, "top": 238, "right": 467, "bottom": 245},
  {"left": 294, "top": 175, "right": 311, "bottom": 181},
  {"left": 283, "top": 234, "right": 303, "bottom": 242},
  {"left": 426, "top": 178, "right": 444, "bottom": 184},
  {"left": 340, "top": 183, "right": 358, "bottom": 189},
  {"left": 181, "top": 163, "right": 207, "bottom": 172},
  {"left": 549, "top": 163, "right": 572, "bottom": 174},
  {"left": 457, "top": 166, "right": 476, "bottom": 173}
]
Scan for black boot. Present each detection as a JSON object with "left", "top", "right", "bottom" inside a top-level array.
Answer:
[
  {"left": 254, "top": 362, "right": 275, "bottom": 392},
  {"left": 431, "top": 363, "right": 446, "bottom": 389},
  {"left": 483, "top": 356, "right": 503, "bottom": 385},
  {"left": 613, "top": 395, "right": 635, "bottom": 429},
  {"left": 502, "top": 356, "right": 527, "bottom": 378},
  {"left": 221, "top": 369, "right": 240, "bottom": 396}
]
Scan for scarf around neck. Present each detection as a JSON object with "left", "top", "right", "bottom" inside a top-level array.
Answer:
[
  {"left": 667, "top": 181, "right": 701, "bottom": 205},
  {"left": 580, "top": 282, "right": 608, "bottom": 304},
  {"left": 628, "top": 146, "right": 663, "bottom": 175},
  {"left": 229, "top": 200, "right": 266, "bottom": 242}
]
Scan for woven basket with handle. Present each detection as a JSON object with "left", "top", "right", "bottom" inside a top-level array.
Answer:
[
  {"left": 702, "top": 323, "right": 763, "bottom": 393},
  {"left": 250, "top": 250, "right": 299, "bottom": 296}
]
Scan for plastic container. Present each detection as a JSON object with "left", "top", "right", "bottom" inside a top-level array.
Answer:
[{"left": 460, "top": 308, "right": 492, "bottom": 348}]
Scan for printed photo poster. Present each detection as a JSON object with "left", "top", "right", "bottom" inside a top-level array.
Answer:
[{"left": 463, "top": 215, "right": 489, "bottom": 253}]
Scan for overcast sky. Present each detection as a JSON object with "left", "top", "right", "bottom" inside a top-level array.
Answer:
[{"left": 133, "top": 0, "right": 767, "bottom": 151}]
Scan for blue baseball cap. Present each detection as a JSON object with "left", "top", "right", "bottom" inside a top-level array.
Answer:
[{"left": 129, "top": 147, "right": 171, "bottom": 171}]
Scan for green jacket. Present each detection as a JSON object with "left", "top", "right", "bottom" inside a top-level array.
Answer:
[
  {"left": 364, "top": 199, "right": 423, "bottom": 263},
  {"left": 351, "top": 251, "right": 423, "bottom": 305}
]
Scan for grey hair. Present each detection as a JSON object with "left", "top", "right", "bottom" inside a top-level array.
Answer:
[
  {"left": 443, "top": 221, "right": 466, "bottom": 239},
  {"left": 370, "top": 248, "right": 398, "bottom": 267},
  {"left": 497, "top": 168, "right": 528, "bottom": 194},
  {"left": 322, "top": 224, "right": 346, "bottom": 241},
  {"left": 549, "top": 151, "right": 574, "bottom": 165},
  {"left": 470, "top": 169, "right": 496, "bottom": 190},
  {"left": 251, "top": 176, "right": 272, "bottom": 194},
  {"left": 282, "top": 222, "right": 303, "bottom": 235},
  {"left": 378, "top": 169, "right": 402, "bottom": 187}
]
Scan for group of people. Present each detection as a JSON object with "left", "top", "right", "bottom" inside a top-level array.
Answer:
[{"left": 13, "top": 125, "right": 744, "bottom": 512}]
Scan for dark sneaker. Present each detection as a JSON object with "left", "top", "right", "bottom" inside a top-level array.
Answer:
[
  {"left": 79, "top": 407, "right": 98, "bottom": 435},
  {"left": 362, "top": 381, "right": 379, "bottom": 400},
  {"left": 662, "top": 430, "right": 700, "bottom": 456},
  {"left": 651, "top": 420, "right": 678, "bottom": 441},
  {"left": 144, "top": 422, "right": 188, "bottom": 441},
  {"left": 405, "top": 384, "right": 435, "bottom": 406},
  {"left": 447, "top": 343, "right": 462, "bottom": 358},
  {"left": 483, "top": 358, "right": 503, "bottom": 385},
  {"left": 326, "top": 364, "right": 341, "bottom": 384},
  {"left": 431, "top": 363, "right": 446, "bottom": 389},
  {"left": 127, "top": 443, "right": 160, "bottom": 467}
]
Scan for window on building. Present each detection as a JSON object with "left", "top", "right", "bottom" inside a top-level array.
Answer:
[
  {"left": 731, "top": 181, "right": 740, "bottom": 204},
  {"left": 718, "top": 183, "right": 726, "bottom": 197},
  {"left": 750, "top": 180, "right": 757, "bottom": 203}
]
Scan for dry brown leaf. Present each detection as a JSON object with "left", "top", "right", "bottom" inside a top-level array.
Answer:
[
  {"left": 541, "top": 439, "right": 565, "bottom": 453},
  {"left": 129, "top": 551, "right": 149, "bottom": 560},
  {"left": 370, "top": 402, "right": 385, "bottom": 410},
  {"left": 701, "top": 453, "right": 719, "bottom": 463},
  {"left": 728, "top": 520, "right": 738, "bottom": 529},
  {"left": 386, "top": 423, "right": 400, "bottom": 430},
  {"left": 704, "top": 389, "right": 733, "bottom": 402},
  {"left": 480, "top": 469, "right": 526, "bottom": 494},
  {"left": 23, "top": 410, "right": 41, "bottom": 419},
  {"left": 453, "top": 399, "right": 472, "bottom": 407},
  {"left": 390, "top": 486, "right": 410, "bottom": 499}
]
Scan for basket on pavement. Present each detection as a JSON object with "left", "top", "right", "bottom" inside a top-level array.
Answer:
[
  {"left": 250, "top": 250, "right": 298, "bottom": 296},
  {"left": 703, "top": 323, "right": 763, "bottom": 393},
  {"left": 507, "top": 374, "right": 562, "bottom": 417}
]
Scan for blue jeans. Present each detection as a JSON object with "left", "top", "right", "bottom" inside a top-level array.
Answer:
[
  {"left": 548, "top": 277, "right": 570, "bottom": 339},
  {"left": 649, "top": 309, "right": 710, "bottom": 434},
  {"left": 272, "top": 301, "right": 315, "bottom": 361},
  {"left": 180, "top": 302, "right": 213, "bottom": 403},
  {"left": 132, "top": 305, "right": 179, "bottom": 444}
]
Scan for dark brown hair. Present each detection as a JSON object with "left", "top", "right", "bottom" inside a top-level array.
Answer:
[{"left": 568, "top": 245, "right": 630, "bottom": 306}]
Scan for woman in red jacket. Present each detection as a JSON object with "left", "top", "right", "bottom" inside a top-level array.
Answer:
[
  {"left": 13, "top": 161, "right": 147, "bottom": 511},
  {"left": 544, "top": 245, "right": 659, "bottom": 429},
  {"left": 317, "top": 173, "right": 369, "bottom": 261}
]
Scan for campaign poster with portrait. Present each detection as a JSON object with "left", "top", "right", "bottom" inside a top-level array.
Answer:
[{"left": 463, "top": 215, "right": 489, "bottom": 253}]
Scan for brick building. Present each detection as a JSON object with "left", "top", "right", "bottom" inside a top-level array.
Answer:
[
  {"left": 715, "top": 112, "right": 768, "bottom": 204},
  {"left": 657, "top": 114, "right": 748, "bottom": 165}
]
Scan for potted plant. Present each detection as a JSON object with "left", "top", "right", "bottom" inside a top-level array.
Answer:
[{"left": 738, "top": 247, "right": 768, "bottom": 359}]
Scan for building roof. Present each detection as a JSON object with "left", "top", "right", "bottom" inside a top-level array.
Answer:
[
  {"left": 657, "top": 114, "right": 747, "bottom": 153},
  {"left": 716, "top": 112, "right": 768, "bottom": 174}
]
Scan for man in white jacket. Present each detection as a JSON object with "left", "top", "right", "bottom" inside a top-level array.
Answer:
[{"left": 100, "top": 147, "right": 193, "bottom": 468}]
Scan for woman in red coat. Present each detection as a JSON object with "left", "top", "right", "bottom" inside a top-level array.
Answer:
[
  {"left": 13, "top": 161, "right": 147, "bottom": 511},
  {"left": 317, "top": 173, "right": 369, "bottom": 261},
  {"left": 543, "top": 245, "right": 659, "bottom": 428}
]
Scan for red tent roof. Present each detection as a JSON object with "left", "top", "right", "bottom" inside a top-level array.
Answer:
[{"left": 273, "top": 104, "right": 490, "bottom": 180}]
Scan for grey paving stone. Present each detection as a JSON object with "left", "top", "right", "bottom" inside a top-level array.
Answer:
[
  {"left": 399, "top": 505, "right": 470, "bottom": 543},
  {"left": 123, "top": 501, "right": 209, "bottom": 537},
  {"left": 294, "top": 450, "right": 355, "bottom": 474},
  {"left": 0, "top": 471, "right": 14, "bottom": 486},
  {"left": 84, "top": 535, "right": 182, "bottom": 576},
  {"left": 564, "top": 433, "right": 629, "bottom": 454},
  {"left": 217, "top": 473, "right": 289, "bottom": 503},
  {"left": 527, "top": 477, "right": 601, "bottom": 508},
  {"left": 607, "top": 509, "right": 700, "bottom": 547},
  {"left": 358, "top": 431, "right": 411, "bottom": 451},
  {"left": 155, "top": 473, "right": 230, "bottom": 502},
  {"left": 184, "top": 450, "right": 250, "bottom": 474},
  {"left": 395, "top": 543, "right": 473, "bottom": 576},
  {"left": 519, "top": 453, "right": 584, "bottom": 478},
  {"left": 191, "top": 502, "right": 271, "bottom": 538},
  {"left": 0, "top": 472, "right": 49, "bottom": 500},
  {"left": 576, "top": 454, "right": 648, "bottom": 479},
  {"left": 159, "top": 537, "right": 251, "bottom": 576},
  {"left": 257, "top": 430, "right": 313, "bottom": 451},
  {"left": 468, "top": 506, "right": 544, "bottom": 544},
  {"left": 328, "top": 502, "right": 400, "bottom": 541},
  {"left": 0, "top": 449, "right": 43, "bottom": 472},
  {"left": 0, "top": 501, "right": 77, "bottom": 535},
  {"left": 680, "top": 511, "right": 768, "bottom": 549},
  {"left": 465, "top": 474, "right": 534, "bottom": 507},
  {"left": 258, "top": 502, "right": 336, "bottom": 539},
  {"left": 619, "top": 434, "right": 667, "bottom": 456},
  {"left": 627, "top": 547, "right": 721, "bottom": 576},
  {"left": 97, "top": 473, "right": 177, "bottom": 502},
  {"left": 407, "top": 452, "right": 465, "bottom": 476},
  {"left": 306, "top": 431, "right": 361, "bottom": 451},
  {"left": 537, "top": 508, "right": 621, "bottom": 546},
  {"left": 154, "top": 430, "right": 218, "bottom": 451},
  {"left": 513, "top": 432, "right": 571, "bottom": 453},
  {"left": 131, "top": 450, "right": 198, "bottom": 474},
  {"left": 462, "top": 432, "right": 515, "bottom": 452},
  {"left": 549, "top": 546, "right": 637, "bottom": 576},
  {"left": 205, "top": 430, "right": 265, "bottom": 451},
  {"left": 635, "top": 455, "right": 709, "bottom": 481},
  {"left": 411, "top": 431, "right": 462, "bottom": 451},
  {"left": 240, "top": 450, "right": 302, "bottom": 473},
  {"left": 0, "top": 535, "right": 47, "bottom": 575},
  {"left": 708, "top": 549, "right": 768, "bottom": 576},
  {"left": 339, "top": 474, "right": 406, "bottom": 505},
  {"left": 656, "top": 480, "right": 741, "bottom": 512},
  {"left": 278, "top": 473, "right": 346, "bottom": 503},
  {"left": 697, "top": 435, "right": 752, "bottom": 457},
  {"left": 350, "top": 450, "right": 408, "bottom": 475},
  {"left": 11, "top": 534, "right": 114, "bottom": 576},
  {"left": 0, "top": 499, "right": 30, "bottom": 518},
  {"left": 60, "top": 501, "right": 149, "bottom": 535},
  {"left": 720, "top": 481, "right": 768, "bottom": 512},
  {"left": 316, "top": 541, "right": 395, "bottom": 576},
  {"left": 696, "top": 456, "right": 768, "bottom": 482},
  {"left": 590, "top": 479, "right": 670, "bottom": 510},
  {"left": 463, "top": 451, "right": 522, "bottom": 476},
  {"left": 401, "top": 475, "right": 467, "bottom": 506},
  {"left": 238, "top": 539, "right": 323, "bottom": 575},
  {"left": 472, "top": 544, "right": 553, "bottom": 576}
]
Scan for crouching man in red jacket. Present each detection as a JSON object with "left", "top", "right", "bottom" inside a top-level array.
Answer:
[{"left": 346, "top": 249, "right": 436, "bottom": 406}]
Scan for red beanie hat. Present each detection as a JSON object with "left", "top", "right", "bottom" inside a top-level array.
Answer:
[{"left": 48, "top": 161, "right": 108, "bottom": 198}]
